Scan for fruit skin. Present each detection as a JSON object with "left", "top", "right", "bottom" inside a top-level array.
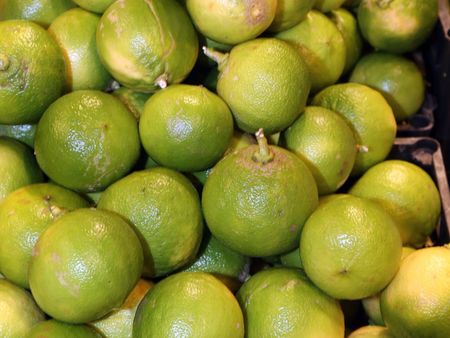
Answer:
[
  {"left": 270, "top": 0, "right": 316, "bottom": 33},
  {"left": 0, "top": 20, "right": 66, "bottom": 124},
  {"left": 237, "top": 268, "right": 345, "bottom": 338},
  {"left": 133, "top": 272, "right": 244, "bottom": 338},
  {"left": 361, "top": 247, "right": 416, "bottom": 326},
  {"left": 91, "top": 279, "right": 152, "bottom": 338},
  {"left": 186, "top": 0, "right": 277, "bottom": 45},
  {"left": 279, "top": 247, "right": 303, "bottom": 269},
  {"left": 349, "top": 52, "right": 425, "bottom": 121},
  {"left": 48, "top": 8, "right": 112, "bottom": 92},
  {"left": 34, "top": 90, "right": 140, "bottom": 193},
  {"left": 0, "top": 279, "right": 45, "bottom": 338},
  {"left": 0, "top": 124, "right": 36, "bottom": 148},
  {"left": 0, "top": 0, "right": 76, "bottom": 28},
  {"left": 29, "top": 208, "right": 144, "bottom": 324},
  {"left": 282, "top": 106, "right": 357, "bottom": 195},
  {"left": 0, "top": 137, "right": 43, "bottom": 202},
  {"left": 328, "top": 8, "right": 363, "bottom": 75},
  {"left": 215, "top": 38, "right": 311, "bottom": 135},
  {"left": 358, "top": 0, "right": 438, "bottom": 54},
  {"left": 0, "top": 183, "right": 89, "bottom": 289},
  {"left": 312, "top": 83, "right": 396, "bottom": 176},
  {"left": 349, "top": 160, "right": 441, "bottom": 248},
  {"left": 380, "top": 246, "right": 450, "bottom": 337},
  {"left": 347, "top": 325, "right": 393, "bottom": 338},
  {"left": 98, "top": 168, "right": 204, "bottom": 277},
  {"left": 96, "top": 0, "right": 198, "bottom": 92},
  {"left": 300, "top": 194, "right": 402, "bottom": 300},
  {"left": 275, "top": 10, "right": 346, "bottom": 93},
  {"left": 183, "top": 232, "right": 250, "bottom": 283},
  {"left": 202, "top": 142, "right": 318, "bottom": 257},
  {"left": 314, "top": 0, "right": 346, "bottom": 12},
  {"left": 139, "top": 84, "right": 234, "bottom": 172},
  {"left": 73, "top": 0, "right": 115, "bottom": 13},
  {"left": 27, "top": 319, "right": 103, "bottom": 338},
  {"left": 112, "top": 87, "right": 151, "bottom": 120}
]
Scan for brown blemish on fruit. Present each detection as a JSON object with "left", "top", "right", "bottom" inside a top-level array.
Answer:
[
  {"left": 56, "top": 271, "right": 80, "bottom": 296},
  {"left": 145, "top": 0, "right": 175, "bottom": 77},
  {"left": 338, "top": 269, "right": 349, "bottom": 275},
  {"left": 18, "top": 198, "right": 31, "bottom": 205},
  {"left": 289, "top": 224, "right": 297, "bottom": 233},
  {"left": 51, "top": 252, "right": 61, "bottom": 263},
  {"left": 282, "top": 279, "right": 297, "bottom": 290},
  {"left": 107, "top": 9, "right": 119, "bottom": 23},
  {"left": 244, "top": 0, "right": 269, "bottom": 25},
  {"left": 32, "top": 245, "right": 39, "bottom": 257}
]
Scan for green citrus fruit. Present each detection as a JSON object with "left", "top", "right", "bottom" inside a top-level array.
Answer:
[
  {"left": 91, "top": 279, "right": 152, "bottom": 338},
  {"left": 0, "top": 20, "right": 65, "bottom": 124},
  {"left": 133, "top": 272, "right": 244, "bottom": 338},
  {"left": 348, "top": 326, "right": 394, "bottom": 338},
  {"left": 328, "top": 8, "right": 363, "bottom": 74},
  {"left": 300, "top": 194, "right": 402, "bottom": 300},
  {"left": 98, "top": 167, "right": 203, "bottom": 277},
  {"left": 192, "top": 130, "right": 256, "bottom": 185},
  {"left": 0, "top": 137, "right": 43, "bottom": 202},
  {"left": 314, "top": 0, "right": 346, "bottom": 12},
  {"left": 72, "top": 0, "right": 115, "bottom": 13},
  {"left": 282, "top": 106, "right": 357, "bottom": 195},
  {"left": 276, "top": 10, "right": 346, "bottom": 93},
  {"left": 205, "top": 37, "right": 233, "bottom": 52},
  {"left": 357, "top": 0, "right": 438, "bottom": 53},
  {"left": 268, "top": 0, "right": 315, "bottom": 32},
  {"left": 29, "top": 208, "right": 144, "bottom": 324},
  {"left": 349, "top": 160, "right": 441, "bottom": 247},
  {"left": 0, "top": 279, "right": 45, "bottom": 337},
  {"left": 279, "top": 247, "right": 303, "bottom": 269},
  {"left": 0, "top": 0, "right": 76, "bottom": 27},
  {"left": 0, "top": 124, "right": 36, "bottom": 148},
  {"left": 312, "top": 83, "right": 397, "bottom": 176},
  {"left": 186, "top": 0, "right": 277, "bottom": 45},
  {"left": 0, "top": 183, "right": 89, "bottom": 289},
  {"left": 183, "top": 231, "right": 250, "bottom": 283},
  {"left": 349, "top": 52, "right": 425, "bottom": 121},
  {"left": 48, "top": 8, "right": 112, "bottom": 91},
  {"left": 237, "top": 268, "right": 345, "bottom": 337},
  {"left": 34, "top": 90, "right": 140, "bottom": 193},
  {"left": 380, "top": 246, "right": 450, "bottom": 337},
  {"left": 96, "top": 0, "right": 198, "bottom": 91},
  {"left": 112, "top": 87, "right": 152, "bottom": 120},
  {"left": 139, "top": 84, "right": 234, "bottom": 172},
  {"left": 202, "top": 131, "right": 318, "bottom": 257},
  {"left": 361, "top": 246, "right": 416, "bottom": 326},
  {"left": 27, "top": 319, "right": 103, "bottom": 338},
  {"left": 209, "top": 38, "right": 310, "bottom": 134}
]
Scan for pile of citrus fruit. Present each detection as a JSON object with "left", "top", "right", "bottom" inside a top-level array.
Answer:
[{"left": 1, "top": 0, "right": 449, "bottom": 337}]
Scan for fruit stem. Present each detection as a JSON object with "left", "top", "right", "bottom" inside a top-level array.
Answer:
[
  {"left": 202, "top": 46, "right": 229, "bottom": 71},
  {"left": 155, "top": 74, "right": 168, "bottom": 89},
  {"left": 252, "top": 128, "right": 274, "bottom": 164},
  {"left": 0, "top": 54, "right": 9, "bottom": 71},
  {"left": 356, "top": 144, "right": 369, "bottom": 153}
]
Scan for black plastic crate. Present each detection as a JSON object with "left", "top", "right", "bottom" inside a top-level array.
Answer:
[
  {"left": 424, "top": 0, "right": 450, "bottom": 176},
  {"left": 396, "top": 94, "right": 435, "bottom": 137},
  {"left": 389, "top": 137, "right": 450, "bottom": 244}
]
